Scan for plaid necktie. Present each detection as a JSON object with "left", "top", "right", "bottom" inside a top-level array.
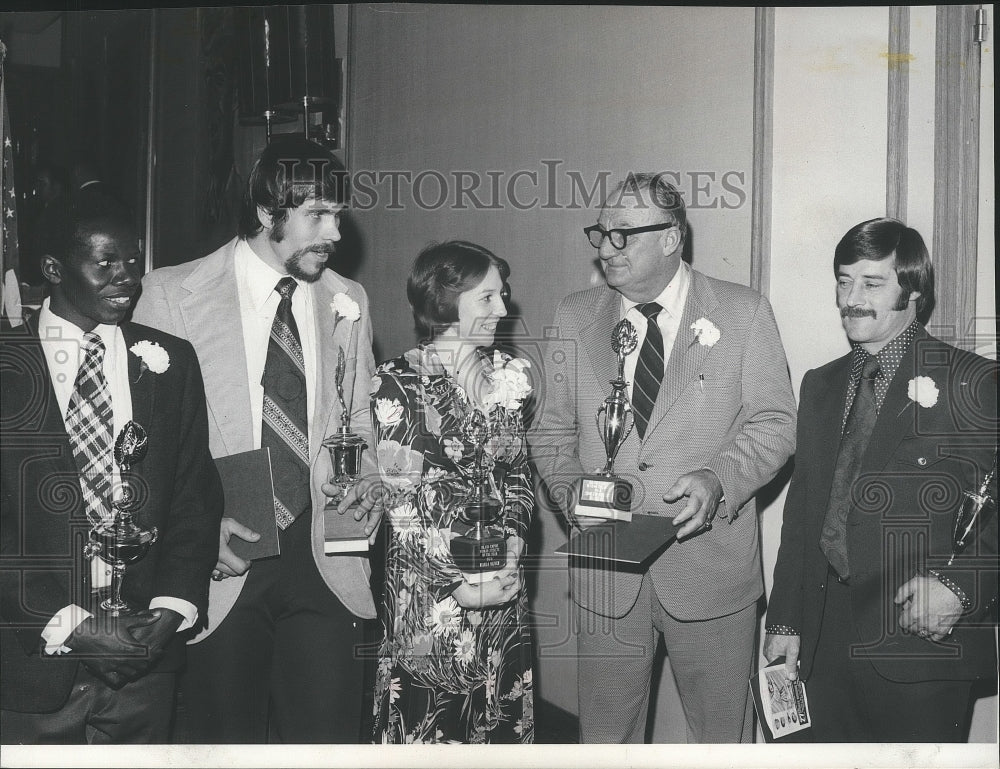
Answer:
[
  {"left": 65, "top": 331, "right": 113, "bottom": 527},
  {"left": 632, "top": 302, "right": 664, "bottom": 439},
  {"left": 820, "top": 354, "right": 881, "bottom": 580},
  {"left": 262, "top": 277, "right": 310, "bottom": 530}
]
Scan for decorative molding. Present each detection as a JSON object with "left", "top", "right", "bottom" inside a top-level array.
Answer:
[
  {"left": 886, "top": 6, "right": 910, "bottom": 221},
  {"left": 751, "top": 6, "right": 774, "bottom": 297},
  {"left": 931, "top": 5, "right": 981, "bottom": 350}
]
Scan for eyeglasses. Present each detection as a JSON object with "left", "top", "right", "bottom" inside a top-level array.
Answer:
[{"left": 584, "top": 222, "right": 676, "bottom": 250}]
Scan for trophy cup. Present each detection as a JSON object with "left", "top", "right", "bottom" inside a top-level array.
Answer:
[
  {"left": 451, "top": 409, "right": 507, "bottom": 584},
  {"left": 575, "top": 319, "right": 638, "bottom": 522},
  {"left": 85, "top": 421, "right": 158, "bottom": 616},
  {"left": 323, "top": 349, "right": 368, "bottom": 500},
  {"left": 947, "top": 449, "right": 997, "bottom": 566}
]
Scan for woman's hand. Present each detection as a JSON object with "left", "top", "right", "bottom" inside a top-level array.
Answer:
[{"left": 452, "top": 570, "right": 520, "bottom": 609}]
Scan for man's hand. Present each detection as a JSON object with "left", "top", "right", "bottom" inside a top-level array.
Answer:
[
  {"left": 67, "top": 610, "right": 161, "bottom": 688},
  {"left": 324, "top": 476, "right": 386, "bottom": 540},
  {"left": 894, "top": 574, "right": 963, "bottom": 641},
  {"left": 212, "top": 517, "right": 260, "bottom": 580},
  {"left": 664, "top": 469, "right": 723, "bottom": 540},
  {"left": 763, "top": 633, "right": 800, "bottom": 681},
  {"left": 125, "top": 608, "right": 184, "bottom": 668}
]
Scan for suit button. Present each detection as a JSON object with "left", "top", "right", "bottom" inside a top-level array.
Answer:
[
  {"left": 819, "top": 583, "right": 826, "bottom": 590},
  {"left": 917, "top": 457, "right": 927, "bottom": 466},
  {"left": 638, "top": 462, "right": 649, "bottom": 471}
]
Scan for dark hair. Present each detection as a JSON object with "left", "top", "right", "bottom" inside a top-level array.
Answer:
[
  {"left": 238, "top": 136, "right": 348, "bottom": 239},
  {"left": 40, "top": 194, "right": 135, "bottom": 265},
  {"left": 834, "top": 217, "right": 935, "bottom": 322},
  {"left": 612, "top": 172, "right": 687, "bottom": 252},
  {"left": 407, "top": 240, "right": 511, "bottom": 339}
]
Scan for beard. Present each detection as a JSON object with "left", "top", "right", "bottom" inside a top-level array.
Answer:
[
  {"left": 285, "top": 245, "right": 332, "bottom": 282},
  {"left": 269, "top": 221, "right": 333, "bottom": 283}
]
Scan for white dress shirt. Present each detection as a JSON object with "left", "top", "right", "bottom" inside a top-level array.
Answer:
[
  {"left": 619, "top": 260, "right": 691, "bottom": 402},
  {"left": 37, "top": 298, "right": 197, "bottom": 653},
  {"left": 234, "top": 239, "right": 318, "bottom": 449}
]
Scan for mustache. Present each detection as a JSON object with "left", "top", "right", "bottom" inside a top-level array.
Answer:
[{"left": 841, "top": 307, "right": 876, "bottom": 319}]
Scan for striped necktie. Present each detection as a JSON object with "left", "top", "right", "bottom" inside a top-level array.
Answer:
[
  {"left": 632, "top": 302, "right": 664, "bottom": 439},
  {"left": 65, "top": 331, "right": 113, "bottom": 527},
  {"left": 262, "top": 277, "right": 310, "bottom": 530}
]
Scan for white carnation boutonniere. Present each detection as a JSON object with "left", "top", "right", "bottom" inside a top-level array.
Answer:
[
  {"left": 690, "top": 317, "right": 721, "bottom": 348},
  {"left": 482, "top": 351, "right": 532, "bottom": 411},
  {"left": 130, "top": 340, "right": 170, "bottom": 380},
  {"left": 907, "top": 375, "right": 939, "bottom": 409},
  {"left": 330, "top": 292, "right": 361, "bottom": 324}
]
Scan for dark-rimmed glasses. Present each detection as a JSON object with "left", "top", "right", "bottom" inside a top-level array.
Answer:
[{"left": 584, "top": 222, "right": 676, "bottom": 250}]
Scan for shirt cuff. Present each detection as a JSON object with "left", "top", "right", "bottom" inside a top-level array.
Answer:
[
  {"left": 41, "top": 605, "right": 93, "bottom": 655},
  {"left": 765, "top": 624, "right": 800, "bottom": 636},
  {"left": 927, "top": 570, "right": 973, "bottom": 612},
  {"left": 149, "top": 597, "right": 198, "bottom": 632}
]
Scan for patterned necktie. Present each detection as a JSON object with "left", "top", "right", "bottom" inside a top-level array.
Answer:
[
  {"left": 632, "top": 301, "right": 664, "bottom": 439},
  {"left": 262, "top": 277, "right": 310, "bottom": 530},
  {"left": 820, "top": 354, "right": 881, "bottom": 580},
  {"left": 65, "top": 331, "right": 113, "bottom": 527}
]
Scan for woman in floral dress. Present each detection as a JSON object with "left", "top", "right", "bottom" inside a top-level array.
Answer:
[{"left": 371, "top": 241, "right": 534, "bottom": 744}]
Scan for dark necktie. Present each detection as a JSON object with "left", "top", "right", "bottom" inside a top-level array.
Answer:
[
  {"left": 65, "top": 331, "right": 114, "bottom": 527},
  {"left": 632, "top": 302, "right": 664, "bottom": 440},
  {"left": 820, "top": 354, "right": 881, "bottom": 580},
  {"left": 262, "top": 277, "right": 310, "bottom": 530}
]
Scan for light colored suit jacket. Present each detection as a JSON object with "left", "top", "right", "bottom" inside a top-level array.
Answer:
[
  {"left": 132, "top": 238, "right": 377, "bottom": 640},
  {"left": 531, "top": 269, "right": 796, "bottom": 620}
]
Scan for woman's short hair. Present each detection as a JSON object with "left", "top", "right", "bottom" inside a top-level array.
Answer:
[
  {"left": 834, "top": 217, "right": 935, "bottom": 322},
  {"left": 237, "top": 136, "right": 348, "bottom": 239},
  {"left": 407, "top": 240, "right": 510, "bottom": 339}
]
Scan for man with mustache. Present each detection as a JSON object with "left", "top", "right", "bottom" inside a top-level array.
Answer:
[
  {"left": 132, "top": 137, "right": 382, "bottom": 743},
  {"left": 765, "top": 218, "right": 998, "bottom": 741},
  {"left": 1, "top": 198, "right": 221, "bottom": 742}
]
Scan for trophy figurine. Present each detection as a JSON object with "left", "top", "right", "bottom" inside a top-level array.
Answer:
[
  {"left": 947, "top": 448, "right": 997, "bottom": 566},
  {"left": 575, "top": 319, "right": 638, "bottom": 522},
  {"left": 451, "top": 409, "right": 507, "bottom": 583},
  {"left": 85, "top": 421, "right": 158, "bottom": 616},
  {"left": 323, "top": 349, "right": 369, "bottom": 500}
]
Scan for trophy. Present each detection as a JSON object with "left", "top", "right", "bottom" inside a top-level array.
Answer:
[
  {"left": 323, "top": 349, "right": 368, "bottom": 500},
  {"left": 451, "top": 409, "right": 507, "bottom": 583},
  {"left": 575, "top": 319, "right": 638, "bottom": 522},
  {"left": 947, "top": 448, "right": 997, "bottom": 566},
  {"left": 84, "top": 421, "right": 158, "bottom": 616}
]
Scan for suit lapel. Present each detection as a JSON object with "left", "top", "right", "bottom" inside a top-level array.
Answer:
[
  {"left": 177, "top": 241, "right": 254, "bottom": 455},
  {"left": 644, "top": 269, "right": 717, "bottom": 437},
  {"left": 579, "top": 289, "right": 621, "bottom": 401},
  {"left": 120, "top": 324, "right": 154, "bottom": 436},
  {"left": 311, "top": 271, "right": 355, "bottom": 463},
  {"left": 861, "top": 328, "right": 941, "bottom": 475}
]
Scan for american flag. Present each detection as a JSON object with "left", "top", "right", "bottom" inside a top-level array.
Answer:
[{"left": 1, "top": 38, "right": 24, "bottom": 325}]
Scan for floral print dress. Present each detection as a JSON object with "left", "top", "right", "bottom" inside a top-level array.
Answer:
[{"left": 370, "top": 345, "right": 534, "bottom": 744}]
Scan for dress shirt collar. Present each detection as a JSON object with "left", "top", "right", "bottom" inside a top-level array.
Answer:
[
  {"left": 37, "top": 296, "right": 120, "bottom": 351},
  {"left": 621, "top": 260, "right": 690, "bottom": 319},
  {"left": 848, "top": 319, "right": 922, "bottom": 386},
  {"left": 235, "top": 238, "right": 312, "bottom": 311}
]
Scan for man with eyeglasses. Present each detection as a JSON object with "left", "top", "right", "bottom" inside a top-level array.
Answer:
[{"left": 531, "top": 172, "right": 796, "bottom": 743}]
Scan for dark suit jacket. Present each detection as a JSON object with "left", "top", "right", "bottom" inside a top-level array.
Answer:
[
  {"left": 767, "top": 328, "right": 998, "bottom": 683},
  {"left": 0, "top": 315, "right": 223, "bottom": 713}
]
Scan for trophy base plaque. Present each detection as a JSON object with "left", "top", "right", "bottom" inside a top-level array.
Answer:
[
  {"left": 575, "top": 473, "right": 633, "bottom": 522},
  {"left": 451, "top": 524, "right": 507, "bottom": 585}
]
